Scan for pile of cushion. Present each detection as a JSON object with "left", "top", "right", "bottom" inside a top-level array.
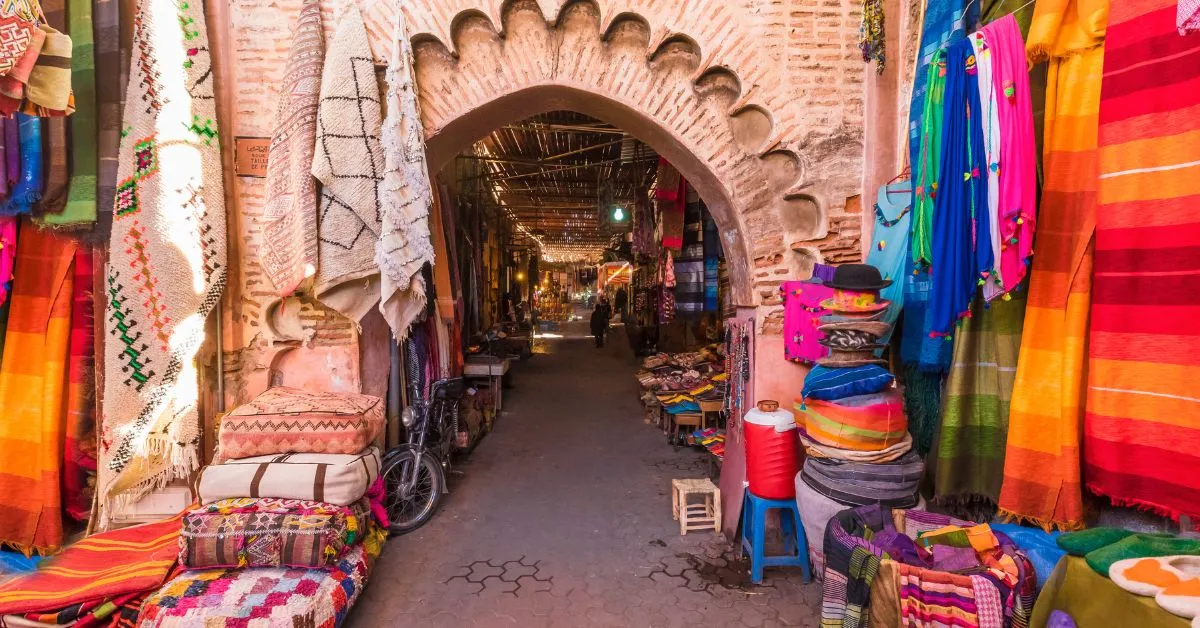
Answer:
[
  {"left": 149, "top": 387, "right": 388, "bottom": 624},
  {"left": 189, "top": 387, "right": 386, "bottom": 570}
]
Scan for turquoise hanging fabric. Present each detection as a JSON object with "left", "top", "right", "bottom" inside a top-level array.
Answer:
[{"left": 865, "top": 180, "right": 912, "bottom": 347}]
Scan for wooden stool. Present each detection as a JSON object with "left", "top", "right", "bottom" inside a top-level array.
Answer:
[{"left": 671, "top": 478, "right": 722, "bottom": 535}]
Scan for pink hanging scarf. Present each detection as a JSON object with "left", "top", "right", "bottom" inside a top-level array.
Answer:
[
  {"left": 982, "top": 15, "right": 1037, "bottom": 295},
  {"left": 781, "top": 280, "right": 834, "bottom": 364}
]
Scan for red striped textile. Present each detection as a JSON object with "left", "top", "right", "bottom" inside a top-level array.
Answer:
[{"left": 1085, "top": 0, "right": 1200, "bottom": 521}]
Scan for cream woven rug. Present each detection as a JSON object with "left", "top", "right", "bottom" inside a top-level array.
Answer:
[
  {"left": 376, "top": 9, "right": 434, "bottom": 340},
  {"left": 311, "top": 4, "right": 383, "bottom": 324},
  {"left": 99, "top": 0, "right": 226, "bottom": 524},
  {"left": 260, "top": 0, "right": 323, "bottom": 297}
]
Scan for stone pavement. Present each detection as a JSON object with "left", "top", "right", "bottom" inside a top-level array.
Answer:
[{"left": 346, "top": 321, "right": 821, "bottom": 627}]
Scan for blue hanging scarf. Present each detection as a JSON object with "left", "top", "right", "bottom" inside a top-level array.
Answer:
[
  {"left": 929, "top": 38, "right": 992, "bottom": 339},
  {"left": 908, "top": 0, "right": 978, "bottom": 211},
  {"left": 2, "top": 114, "right": 42, "bottom": 216}
]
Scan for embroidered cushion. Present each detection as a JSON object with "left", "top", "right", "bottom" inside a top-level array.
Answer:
[
  {"left": 802, "top": 364, "right": 895, "bottom": 401},
  {"left": 196, "top": 448, "right": 381, "bottom": 506},
  {"left": 216, "top": 387, "right": 384, "bottom": 462},
  {"left": 179, "top": 497, "right": 370, "bottom": 569}
]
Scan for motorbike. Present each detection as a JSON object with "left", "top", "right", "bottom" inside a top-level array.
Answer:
[{"left": 380, "top": 376, "right": 465, "bottom": 534}]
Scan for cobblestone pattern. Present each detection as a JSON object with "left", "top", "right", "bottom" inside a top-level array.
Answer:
[{"left": 345, "top": 323, "right": 821, "bottom": 627}]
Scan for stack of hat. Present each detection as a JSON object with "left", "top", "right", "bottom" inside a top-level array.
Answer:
[{"left": 793, "top": 264, "right": 921, "bottom": 510}]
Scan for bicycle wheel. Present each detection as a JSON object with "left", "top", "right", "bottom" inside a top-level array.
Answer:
[{"left": 381, "top": 448, "right": 444, "bottom": 534}]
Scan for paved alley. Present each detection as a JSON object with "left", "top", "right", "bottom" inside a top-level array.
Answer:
[{"left": 346, "top": 321, "right": 821, "bottom": 627}]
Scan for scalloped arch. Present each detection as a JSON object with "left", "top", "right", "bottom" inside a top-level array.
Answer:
[{"left": 409, "top": 2, "right": 816, "bottom": 305}]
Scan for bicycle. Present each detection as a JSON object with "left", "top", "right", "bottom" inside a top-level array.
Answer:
[{"left": 380, "top": 376, "right": 465, "bottom": 534}]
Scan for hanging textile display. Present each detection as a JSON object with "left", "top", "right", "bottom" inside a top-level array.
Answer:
[
  {"left": 656, "top": 158, "right": 684, "bottom": 250},
  {"left": 25, "top": 22, "right": 73, "bottom": 114},
  {"left": 260, "top": 0, "right": 323, "bottom": 297},
  {"left": 904, "top": 34, "right": 954, "bottom": 457},
  {"left": 702, "top": 217, "right": 719, "bottom": 312},
  {"left": 985, "top": 15, "right": 1039, "bottom": 298},
  {"left": 0, "top": 216, "right": 14, "bottom": 306},
  {"left": 377, "top": 7, "right": 435, "bottom": 341},
  {"left": 865, "top": 180, "right": 911, "bottom": 344},
  {"left": 911, "top": 48, "right": 946, "bottom": 268},
  {"left": 931, "top": 290, "right": 1026, "bottom": 519},
  {"left": 32, "top": 0, "right": 69, "bottom": 218},
  {"left": 0, "top": 22, "right": 44, "bottom": 115},
  {"left": 674, "top": 192, "right": 704, "bottom": 316},
  {"left": 1084, "top": 1, "right": 1200, "bottom": 523},
  {"left": 929, "top": 37, "right": 993, "bottom": 339},
  {"left": 780, "top": 280, "right": 833, "bottom": 364},
  {"left": 94, "top": 0, "right": 121, "bottom": 216},
  {"left": 632, "top": 192, "right": 655, "bottom": 257},
  {"left": 0, "top": 222, "right": 77, "bottom": 554},
  {"left": 311, "top": 5, "right": 383, "bottom": 324},
  {"left": 0, "top": 119, "right": 7, "bottom": 199},
  {"left": 907, "top": 0, "right": 976, "bottom": 196},
  {"left": 63, "top": 247, "right": 95, "bottom": 522},
  {"left": 99, "top": 0, "right": 228, "bottom": 522},
  {"left": 969, "top": 29, "right": 1003, "bottom": 303},
  {"left": 3, "top": 113, "right": 41, "bottom": 215},
  {"left": 999, "top": 0, "right": 1109, "bottom": 531},
  {"left": 39, "top": 119, "right": 68, "bottom": 215},
  {"left": 899, "top": 289, "right": 949, "bottom": 458},
  {"left": 44, "top": 0, "right": 98, "bottom": 226},
  {"left": 429, "top": 187, "right": 454, "bottom": 323},
  {"left": 4, "top": 120, "right": 16, "bottom": 190}
]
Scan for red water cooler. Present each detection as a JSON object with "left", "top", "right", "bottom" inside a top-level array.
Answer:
[{"left": 743, "top": 402, "right": 801, "bottom": 499}]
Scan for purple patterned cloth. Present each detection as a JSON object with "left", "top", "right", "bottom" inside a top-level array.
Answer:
[{"left": 781, "top": 280, "right": 834, "bottom": 364}]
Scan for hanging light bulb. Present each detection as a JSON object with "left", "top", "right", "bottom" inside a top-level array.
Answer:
[{"left": 612, "top": 206, "right": 625, "bottom": 221}]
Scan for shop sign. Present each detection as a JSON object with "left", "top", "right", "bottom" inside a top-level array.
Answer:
[{"left": 234, "top": 137, "right": 270, "bottom": 177}]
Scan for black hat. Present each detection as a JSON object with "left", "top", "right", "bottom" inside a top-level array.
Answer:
[{"left": 822, "top": 263, "right": 892, "bottom": 291}]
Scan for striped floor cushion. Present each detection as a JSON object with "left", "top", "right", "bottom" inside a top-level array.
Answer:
[
  {"left": 197, "top": 448, "right": 381, "bottom": 506},
  {"left": 794, "top": 389, "right": 907, "bottom": 452}
]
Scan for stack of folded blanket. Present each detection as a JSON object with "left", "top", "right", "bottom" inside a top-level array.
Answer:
[{"left": 141, "top": 387, "right": 388, "bottom": 627}]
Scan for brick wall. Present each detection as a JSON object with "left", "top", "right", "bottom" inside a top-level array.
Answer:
[{"left": 221, "top": 0, "right": 867, "bottom": 400}]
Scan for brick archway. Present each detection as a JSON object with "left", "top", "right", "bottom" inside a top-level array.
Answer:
[{"left": 408, "top": 0, "right": 829, "bottom": 306}]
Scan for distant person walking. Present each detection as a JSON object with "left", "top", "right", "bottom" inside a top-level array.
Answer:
[
  {"left": 590, "top": 300, "right": 611, "bottom": 348},
  {"left": 614, "top": 287, "right": 628, "bottom": 321}
]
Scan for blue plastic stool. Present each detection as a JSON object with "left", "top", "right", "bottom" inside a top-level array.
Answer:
[{"left": 740, "top": 489, "right": 812, "bottom": 584}]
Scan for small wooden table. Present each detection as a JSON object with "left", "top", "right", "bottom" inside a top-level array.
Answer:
[{"left": 465, "top": 357, "right": 511, "bottom": 411}]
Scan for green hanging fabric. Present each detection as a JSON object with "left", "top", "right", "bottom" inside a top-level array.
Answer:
[
  {"left": 42, "top": 0, "right": 95, "bottom": 226},
  {"left": 910, "top": 48, "right": 947, "bottom": 267}
]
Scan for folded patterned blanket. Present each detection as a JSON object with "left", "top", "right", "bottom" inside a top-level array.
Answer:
[{"left": 180, "top": 498, "right": 371, "bottom": 570}]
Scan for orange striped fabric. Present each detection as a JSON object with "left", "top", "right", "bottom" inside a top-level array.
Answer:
[
  {"left": 0, "top": 515, "right": 181, "bottom": 615},
  {"left": 1084, "top": 0, "right": 1200, "bottom": 521},
  {"left": 998, "top": 0, "right": 1109, "bottom": 530},
  {"left": 794, "top": 390, "right": 908, "bottom": 452},
  {"left": 0, "top": 221, "right": 78, "bottom": 554}
]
